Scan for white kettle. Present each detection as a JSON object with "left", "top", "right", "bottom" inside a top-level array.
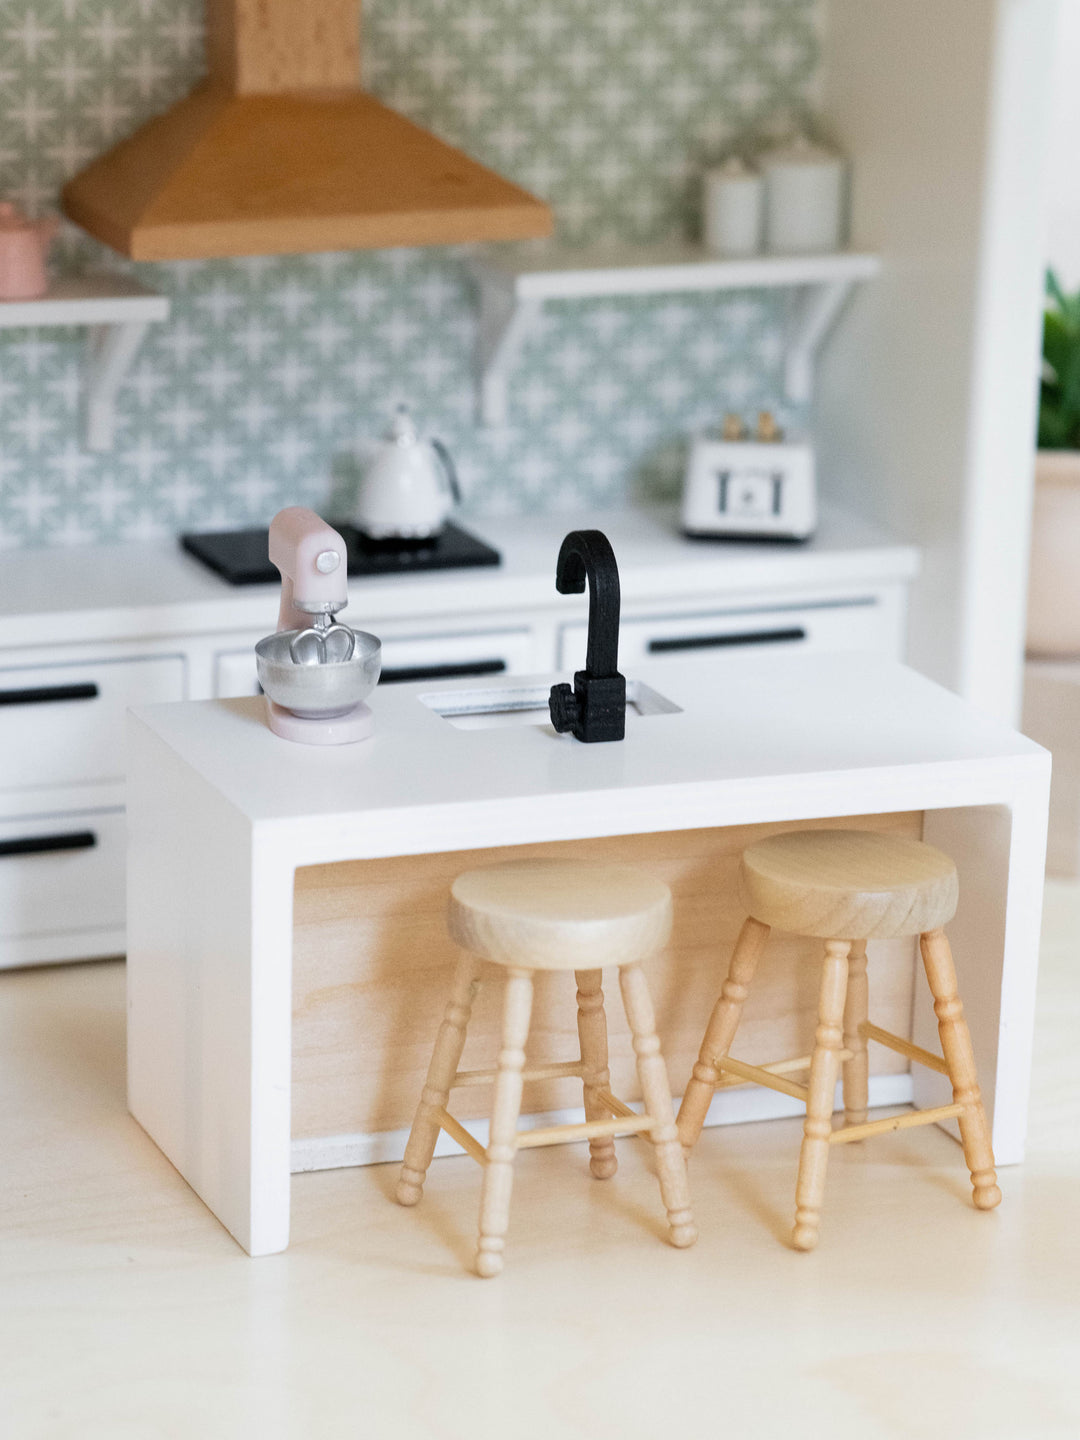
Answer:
[{"left": 352, "top": 406, "right": 461, "bottom": 541}]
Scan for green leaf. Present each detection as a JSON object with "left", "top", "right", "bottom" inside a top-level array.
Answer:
[
  {"left": 1039, "top": 402, "right": 1070, "bottom": 449},
  {"left": 1044, "top": 310, "right": 1072, "bottom": 381},
  {"left": 1042, "top": 273, "right": 1080, "bottom": 446}
]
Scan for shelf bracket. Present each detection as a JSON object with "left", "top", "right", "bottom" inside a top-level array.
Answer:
[
  {"left": 469, "top": 248, "right": 879, "bottom": 424},
  {"left": 784, "top": 278, "right": 857, "bottom": 404},
  {"left": 84, "top": 320, "right": 152, "bottom": 452},
  {"left": 477, "top": 279, "right": 542, "bottom": 428}
]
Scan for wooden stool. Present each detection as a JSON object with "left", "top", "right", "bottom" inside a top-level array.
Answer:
[
  {"left": 676, "top": 829, "right": 1001, "bottom": 1251},
  {"left": 396, "top": 858, "right": 697, "bottom": 1277}
]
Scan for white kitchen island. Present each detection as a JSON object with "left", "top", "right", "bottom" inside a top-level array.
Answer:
[{"left": 126, "top": 650, "right": 1049, "bottom": 1257}]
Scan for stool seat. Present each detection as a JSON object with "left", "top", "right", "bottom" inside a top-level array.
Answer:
[
  {"left": 449, "top": 859, "right": 673, "bottom": 970},
  {"left": 739, "top": 829, "right": 958, "bottom": 939}
]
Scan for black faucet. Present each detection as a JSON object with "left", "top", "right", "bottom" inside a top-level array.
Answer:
[{"left": 548, "top": 530, "right": 626, "bottom": 742}]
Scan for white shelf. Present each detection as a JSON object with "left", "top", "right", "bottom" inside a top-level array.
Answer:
[
  {"left": 0, "top": 275, "right": 170, "bottom": 452},
  {"left": 468, "top": 243, "right": 882, "bottom": 425}
]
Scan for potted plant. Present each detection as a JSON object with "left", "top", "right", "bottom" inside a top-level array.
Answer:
[{"left": 1027, "top": 270, "right": 1080, "bottom": 654}]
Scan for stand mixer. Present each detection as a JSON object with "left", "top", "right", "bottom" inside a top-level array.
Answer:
[{"left": 255, "top": 507, "right": 382, "bottom": 745}]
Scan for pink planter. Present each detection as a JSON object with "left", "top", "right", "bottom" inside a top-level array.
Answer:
[
  {"left": 1027, "top": 450, "right": 1080, "bottom": 655},
  {"left": 0, "top": 202, "right": 58, "bottom": 301}
]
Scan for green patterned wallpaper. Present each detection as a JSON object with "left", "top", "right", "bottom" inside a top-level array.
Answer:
[{"left": 0, "top": 0, "right": 820, "bottom": 547}]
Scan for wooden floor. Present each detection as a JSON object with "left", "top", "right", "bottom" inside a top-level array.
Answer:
[{"left": 1, "top": 883, "right": 1078, "bottom": 1439}]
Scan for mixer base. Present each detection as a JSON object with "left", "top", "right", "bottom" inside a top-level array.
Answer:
[{"left": 266, "top": 699, "right": 376, "bottom": 745}]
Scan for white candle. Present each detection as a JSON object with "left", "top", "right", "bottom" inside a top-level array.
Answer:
[
  {"left": 702, "top": 157, "right": 764, "bottom": 258},
  {"left": 761, "top": 137, "right": 847, "bottom": 254}
]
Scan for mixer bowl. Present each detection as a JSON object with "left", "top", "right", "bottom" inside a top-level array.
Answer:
[{"left": 255, "top": 629, "right": 382, "bottom": 719}]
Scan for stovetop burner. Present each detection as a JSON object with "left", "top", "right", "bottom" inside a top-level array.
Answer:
[{"left": 181, "top": 520, "right": 501, "bottom": 585}]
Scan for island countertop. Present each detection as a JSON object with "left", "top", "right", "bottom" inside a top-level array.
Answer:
[
  {"left": 127, "top": 651, "right": 1050, "bottom": 1256},
  {"left": 131, "top": 650, "right": 1040, "bottom": 841}
]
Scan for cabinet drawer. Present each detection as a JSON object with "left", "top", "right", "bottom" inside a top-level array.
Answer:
[
  {"left": 0, "top": 809, "right": 125, "bottom": 943},
  {"left": 215, "top": 629, "right": 537, "bottom": 698},
  {"left": 559, "top": 600, "right": 891, "bottom": 671},
  {"left": 0, "top": 655, "right": 185, "bottom": 791}
]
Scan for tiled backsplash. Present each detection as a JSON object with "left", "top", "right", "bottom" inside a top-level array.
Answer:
[{"left": 0, "top": 0, "right": 819, "bottom": 547}]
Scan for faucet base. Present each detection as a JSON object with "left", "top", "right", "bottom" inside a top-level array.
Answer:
[{"left": 549, "top": 671, "right": 626, "bottom": 743}]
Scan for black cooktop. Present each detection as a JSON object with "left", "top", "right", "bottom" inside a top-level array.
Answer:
[{"left": 181, "top": 520, "right": 501, "bottom": 585}]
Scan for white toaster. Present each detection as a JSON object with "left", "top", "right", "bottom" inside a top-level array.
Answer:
[{"left": 680, "top": 436, "right": 816, "bottom": 540}]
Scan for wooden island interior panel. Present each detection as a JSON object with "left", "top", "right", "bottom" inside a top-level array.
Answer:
[{"left": 291, "top": 812, "right": 922, "bottom": 1148}]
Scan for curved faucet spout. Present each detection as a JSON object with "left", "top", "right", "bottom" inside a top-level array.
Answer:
[
  {"left": 555, "top": 529, "right": 622, "bottom": 677},
  {"left": 549, "top": 529, "right": 626, "bottom": 743}
]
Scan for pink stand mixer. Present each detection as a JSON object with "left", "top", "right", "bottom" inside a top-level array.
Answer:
[{"left": 255, "top": 508, "right": 381, "bottom": 745}]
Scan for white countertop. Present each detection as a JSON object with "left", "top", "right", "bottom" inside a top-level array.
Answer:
[
  {"left": 3, "top": 503, "right": 919, "bottom": 650},
  {"left": 133, "top": 651, "right": 1043, "bottom": 849}
]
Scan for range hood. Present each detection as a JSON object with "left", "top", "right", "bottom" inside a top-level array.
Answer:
[{"left": 61, "top": 0, "right": 552, "bottom": 261}]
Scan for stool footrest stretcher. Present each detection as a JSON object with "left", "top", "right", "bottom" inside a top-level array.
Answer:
[
  {"left": 713, "top": 1050, "right": 854, "bottom": 1092},
  {"left": 859, "top": 1021, "right": 950, "bottom": 1075},
  {"left": 516, "top": 1113, "right": 655, "bottom": 1150},
  {"left": 452, "top": 1059, "right": 586, "bottom": 1088},
  {"left": 715, "top": 1054, "right": 811, "bottom": 1103},
  {"left": 829, "top": 1102, "right": 965, "bottom": 1145},
  {"left": 432, "top": 1095, "right": 654, "bottom": 1164},
  {"left": 431, "top": 1106, "right": 490, "bottom": 1164}
]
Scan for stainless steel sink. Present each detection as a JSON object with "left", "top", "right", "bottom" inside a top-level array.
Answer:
[{"left": 419, "top": 679, "right": 681, "bottom": 731}]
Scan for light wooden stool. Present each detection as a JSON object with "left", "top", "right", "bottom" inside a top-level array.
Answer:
[
  {"left": 396, "top": 858, "right": 697, "bottom": 1277},
  {"left": 676, "top": 829, "right": 1001, "bottom": 1251}
]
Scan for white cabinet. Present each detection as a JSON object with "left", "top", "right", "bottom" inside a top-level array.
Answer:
[
  {"left": 0, "top": 650, "right": 184, "bottom": 966},
  {"left": 559, "top": 593, "right": 902, "bottom": 671},
  {"left": 0, "top": 653, "right": 185, "bottom": 791},
  {"left": 0, "top": 809, "right": 126, "bottom": 967}
]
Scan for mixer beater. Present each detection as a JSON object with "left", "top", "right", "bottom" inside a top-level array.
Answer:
[{"left": 288, "top": 609, "right": 357, "bottom": 667}]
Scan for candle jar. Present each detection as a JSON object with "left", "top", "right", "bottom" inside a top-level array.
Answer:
[
  {"left": 702, "top": 158, "right": 764, "bottom": 258},
  {"left": 760, "top": 137, "right": 847, "bottom": 254}
]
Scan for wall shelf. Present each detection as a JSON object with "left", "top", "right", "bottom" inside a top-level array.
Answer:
[
  {"left": 0, "top": 275, "right": 170, "bottom": 452},
  {"left": 468, "top": 244, "right": 882, "bottom": 426}
]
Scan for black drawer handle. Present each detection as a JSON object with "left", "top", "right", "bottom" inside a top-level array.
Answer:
[
  {"left": 0, "top": 830, "right": 97, "bottom": 858},
  {"left": 648, "top": 627, "right": 807, "bottom": 654},
  {"left": 379, "top": 660, "right": 508, "bottom": 685},
  {"left": 0, "top": 682, "right": 99, "bottom": 707}
]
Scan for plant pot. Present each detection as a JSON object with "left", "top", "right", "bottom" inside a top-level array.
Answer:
[{"left": 1027, "top": 450, "right": 1080, "bottom": 655}]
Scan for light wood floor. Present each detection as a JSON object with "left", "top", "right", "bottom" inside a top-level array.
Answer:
[{"left": 1, "top": 884, "right": 1079, "bottom": 1439}]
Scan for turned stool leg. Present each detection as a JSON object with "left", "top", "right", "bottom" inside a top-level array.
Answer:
[
  {"left": 619, "top": 962, "right": 697, "bottom": 1249},
  {"left": 792, "top": 939, "right": 850, "bottom": 1251},
  {"left": 677, "top": 916, "right": 771, "bottom": 1151},
  {"left": 397, "top": 952, "right": 481, "bottom": 1206},
  {"left": 919, "top": 928, "right": 1002, "bottom": 1211},
  {"left": 576, "top": 968, "right": 618, "bottom": 1180},
  {"left": 476, "top": 966, "right": 534, "bottom": 1278},
  {"left": 843, "top": 939, "right": 869, "bottom": 1130}
]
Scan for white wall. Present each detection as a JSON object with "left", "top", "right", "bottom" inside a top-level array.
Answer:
[
  {"left": 1046, "top": 2, "right": 1080, "bottom": 287},
  {"left": 816, "top": 0, "right": 1057, "bottom": 722}
]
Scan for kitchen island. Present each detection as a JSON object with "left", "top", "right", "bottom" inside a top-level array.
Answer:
[{"left": 127, "top": 650, "right": 1049, "bottom": 1257}]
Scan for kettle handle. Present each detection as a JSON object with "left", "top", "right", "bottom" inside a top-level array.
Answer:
[{"left": 431, "top": 439, "right": 462, "bottom": 505}]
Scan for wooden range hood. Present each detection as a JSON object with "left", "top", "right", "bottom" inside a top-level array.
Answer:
[{"left": 61, "top": 0, "right": 552, "bottom": 261}]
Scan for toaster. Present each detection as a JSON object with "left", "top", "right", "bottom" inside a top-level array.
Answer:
[{"left": 680, "top": 436, "right": 816, "bottom": 540}]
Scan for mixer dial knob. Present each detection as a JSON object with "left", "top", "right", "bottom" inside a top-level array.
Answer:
[{"left": 315, "top": 550, "right": 341, "bottom": 574}]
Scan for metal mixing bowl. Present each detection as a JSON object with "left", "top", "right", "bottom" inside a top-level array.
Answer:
[{"left": 255, "top": 629, "right": 382, "bottom": 719}]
